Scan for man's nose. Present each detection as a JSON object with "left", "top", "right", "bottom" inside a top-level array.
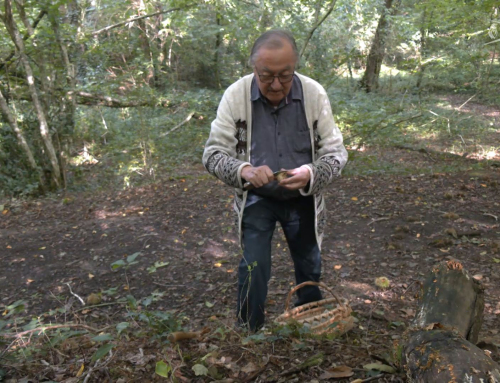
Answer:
[{"left": 270, "top": 77, "right": 282, "bottom": 90}]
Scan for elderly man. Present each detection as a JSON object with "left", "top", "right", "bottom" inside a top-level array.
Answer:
[{"left": 202, "top": 30, "right": 347, "bottom": 331}]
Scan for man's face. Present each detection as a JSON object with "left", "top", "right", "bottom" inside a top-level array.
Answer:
[{"left": 253, "top": 42, "right": 296, "bottom": 107}]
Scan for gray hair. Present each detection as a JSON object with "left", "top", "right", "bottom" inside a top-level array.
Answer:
[{"left": 249, "top": 29, "right": 299, "bottom": 67}]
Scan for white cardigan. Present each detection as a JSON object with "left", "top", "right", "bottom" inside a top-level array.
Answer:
[{"left": 202, "top": 72, "right": 348, "bottom": 249}]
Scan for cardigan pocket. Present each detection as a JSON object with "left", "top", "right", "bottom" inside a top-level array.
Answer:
[{"left": 293, "top": 131, "right": 313, "bottom": 153}]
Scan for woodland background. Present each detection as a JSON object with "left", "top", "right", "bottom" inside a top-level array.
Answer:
[
  {"left": 0, "top": 0, "right": 498, "bottom": 196},
  {"left": 0, "top": 0, "right": 500, "bottom": 381}
]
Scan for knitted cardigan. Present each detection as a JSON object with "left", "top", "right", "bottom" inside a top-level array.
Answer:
[{"left": 202, "top": 72, "right": 348, "bottom": 249}]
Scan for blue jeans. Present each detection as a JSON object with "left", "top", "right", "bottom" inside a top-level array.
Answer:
[{"left": 237, "top": 196, "right": 322, "bottom": 331}]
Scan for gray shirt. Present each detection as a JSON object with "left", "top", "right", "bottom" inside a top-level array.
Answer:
[{"left": 247, "top": 75, "right": 312, "bottom": 204}]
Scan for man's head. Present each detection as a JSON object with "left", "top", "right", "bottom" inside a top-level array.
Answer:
[{"left": 250, "top": 30, "right": 299, "bottom": 106}]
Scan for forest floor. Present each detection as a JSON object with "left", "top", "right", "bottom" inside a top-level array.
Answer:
[{"left": 1, "top": 97, "right": 500, "bottom": 382}]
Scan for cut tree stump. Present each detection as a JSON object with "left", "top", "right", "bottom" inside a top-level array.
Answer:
[{"left": 402, "top": 261, "right": 500, "bottom": 382}]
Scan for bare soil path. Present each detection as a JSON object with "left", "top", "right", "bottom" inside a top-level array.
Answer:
[{"left": 1, "top": 153, "right": 499, "bottom": 381}]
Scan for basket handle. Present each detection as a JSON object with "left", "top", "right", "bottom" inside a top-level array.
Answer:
[{"left": 284, "top": 281, "right": 344, "bottom": 312}]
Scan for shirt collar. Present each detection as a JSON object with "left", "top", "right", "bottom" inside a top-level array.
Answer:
[{"left": 251, "top": 74, "right": 302, "bottom": 104}]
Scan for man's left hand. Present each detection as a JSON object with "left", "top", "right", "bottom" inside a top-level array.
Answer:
[{"left": 278, "top": 166, "right": 310, "bottom": 190}]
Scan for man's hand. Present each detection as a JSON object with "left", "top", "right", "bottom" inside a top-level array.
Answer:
[
  {"left": 241, "top": 165, "right": 274, "bottom": 188},
  {"left": 279, "top": 166, "right": 310, "bottom": 190}
]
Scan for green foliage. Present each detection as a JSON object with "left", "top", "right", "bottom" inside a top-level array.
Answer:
[
  {"left": 91, "top": 343, "right": 115, "bottom": 362},
  {"left": 126, "top": 309, "right": 184, "bottom": 339},
  {"left": 0, "top": 0, "right": 498, "bottom": 195},
  {"left": 111, "top": 252, "right": 141, "bottom": 270},
  {"left": 155, "top": 360, "right": 172, "bottom": 377}
]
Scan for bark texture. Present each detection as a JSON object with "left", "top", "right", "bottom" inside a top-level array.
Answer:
[
  {"left": 4, "top": 0, "right": 62, "bottom": 188},
  {"left": 402, "top": 261, "right": 500, "bottom": 382},
  {"left": 359, "top": 0, "right": 394, "bottom": 92}
]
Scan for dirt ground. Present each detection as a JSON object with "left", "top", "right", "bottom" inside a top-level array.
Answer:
[{"left": 1, "top": 146, "right": 500, "bottom": 382}]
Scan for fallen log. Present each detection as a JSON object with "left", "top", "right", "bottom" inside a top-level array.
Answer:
[{"left": 402, "top": 261, "right": 500, "bottom": 382}]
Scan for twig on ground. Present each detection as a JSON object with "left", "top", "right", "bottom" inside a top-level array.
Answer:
[
  {"left": 368, "top": 217, "right": 390, "bottom": 226},
  {"left": 82, "top": 349, "right": 116, "bottom": 383},
  {"left": 3, "top": 324, "right": 112, "bottom": 338},
  {"left": 74, "top": 302, "right": 126, "bottom": 313},
  {"left": 152, "top": 282, "right": 185, "bottom": 288},
  {"left": 82, "top": 360, "right": 98, "bottom": 383},
  {"left": 280, "top": 352, "right": 324, "bottom": 377},
  {"left": 483, "top": 213, "right": 498, "bottom": 222},
  {"left": 0, "top": 339, "right": 17, "bottom": 360},
  {"left": 65, "top": 283, "right": 85, "bottom": 306},
  {"left": 360, "top": 374, "right": 384, "bottom": 382}
]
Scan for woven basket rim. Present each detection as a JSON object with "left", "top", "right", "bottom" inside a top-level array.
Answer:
[{"left": 274, "top": 282, "right": 353, "bottom": 335}]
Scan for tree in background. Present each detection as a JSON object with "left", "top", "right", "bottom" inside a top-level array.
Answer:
[
  {"left": 0, "top": 0, "right": 498, "bottom": 196},
  {"left": 359, "top": 0, "right": 398, "bottom": 92}
]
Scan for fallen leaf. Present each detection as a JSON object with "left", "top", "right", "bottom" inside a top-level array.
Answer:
[
  {"left": 76, "top": 363, "right": 84, "bottom": 377},
  {"left": 88, "top": 273, "right": 94, "bottom": 279},
  {"left": 156, "top": 361, "right": 172, "bottom": 377},
  {"left": 192, "top": 364, "right": 208, "bottom": 376},
  {"left": 363, "top": 362, "right": 396, "bottom": 373},
  {"left": 400, "top": 308, "right": 415, "bottom": 317},
  {"left": 351, "top": 197, "right": 358, "bottom": 201},
  {"left": 205, "top": 301, "right": 215, "bottom": 308},
  {"left": 241, "top": 362, "right": 258, "bottom": 373},
  {"left": 318, "top": 365, "right": 353, "bottom": 379}
]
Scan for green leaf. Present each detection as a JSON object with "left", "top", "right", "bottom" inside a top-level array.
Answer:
[
  {"left": 205, "top": 301, "right": 214, "bottom": 308},
  {"left": 127, "top": 252, "right": 141, "bottom": 263},
  {"left": 92, "top": 334, "right": 114, "bottom": 342},
  {"left": 111, "top": 260, "right": 126, "bottom": 270},
  {"left": 4, "top": 300, "right": 26, "bottom": 318},
  {"left": 492, "top": 258, "right": 500, "bottom": 263},
  {"left": 155, "top": 361, "right": 172, "bottom": 377},
  {"left": 116, "top": 322, "right": 129, "bottom": 334},
  {"left": 363, "top": 363, "right": 396, "bottom": 373},
  {"left": 142, "top": 296, "right": 153, "bottom": 307},
  {"left": 192, "top": 364, "right": 208, "bottom": 376},
  {"left": 148, "top": 261, "right": 169, "bottom": 273},
  {"left": 91, "top": 343, "right": 114, "bottom": 362},
  {"left": 126, "top": 294, "right": 137, "bottom": 309}
]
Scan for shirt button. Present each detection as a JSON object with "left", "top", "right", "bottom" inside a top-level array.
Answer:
[
  {"left": 279, "top": 154, "right": 282, "bottom": 157},
  {"left": 277, "top": 132, "right": 281, "bottom": 136}
]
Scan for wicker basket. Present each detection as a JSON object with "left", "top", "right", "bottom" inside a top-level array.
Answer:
[{"left": 275, "top": 281, "right": 354, "bottom": 335}]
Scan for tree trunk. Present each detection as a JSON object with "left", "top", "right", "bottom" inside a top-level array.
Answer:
[
  {"left": 402, "top": 261, "right": 500, "bottom": 382},
  {"left": 4, "top": 0, "right": 62, "bottom": 188},
  {"left": 214, "top": 3, "right": 222, "bottom": 89},
  {"left": 416, "top": 8, "right": 430, "bottom": 89},
  {"left": 359, "top": 0, "right": 394, "bottom": 92},
  {"left": 0, "top": 88, "right": 45, "bottom": 189}
]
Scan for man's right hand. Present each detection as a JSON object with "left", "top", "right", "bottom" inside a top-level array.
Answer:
[{"left": 241, "top": 165, "right": 274, "bottom": 188}]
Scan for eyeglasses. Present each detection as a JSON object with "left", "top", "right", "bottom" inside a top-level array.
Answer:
[{"left": 256, "top": 71, "right": 294, "bottom": 84}]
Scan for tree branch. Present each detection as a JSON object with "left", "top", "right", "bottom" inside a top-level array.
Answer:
[
  {"left": 71, "top": 91, "right": 169, "bottom": 108},
  {"left": 91, "top": 6, "right": 192, "bottom": 35},
  {"left": 0, "top": 9, "right": 47, "bottom": 71},
  {"left": 300, "top": 0, "right": 338, "bottom": 58}
]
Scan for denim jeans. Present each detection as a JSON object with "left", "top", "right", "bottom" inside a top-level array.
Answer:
[{"left": 237, "top": 196, "right": 322, "bottom": 331}]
